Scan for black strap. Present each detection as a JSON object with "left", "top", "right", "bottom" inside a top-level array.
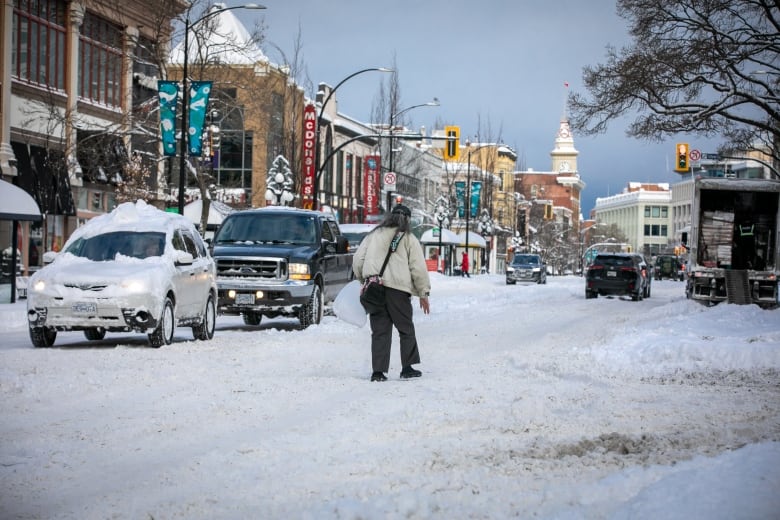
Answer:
[{"left": 378, "top": 232, "right": 404, "bottom": 276}]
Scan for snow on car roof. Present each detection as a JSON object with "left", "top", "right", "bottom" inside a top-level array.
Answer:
[{"left": 67, "top": 200, "right": 194, "bottom": 242}]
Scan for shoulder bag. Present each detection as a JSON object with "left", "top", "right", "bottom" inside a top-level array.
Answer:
[{"left": 359, "top": 232, "right": 404, "bottom": 314}]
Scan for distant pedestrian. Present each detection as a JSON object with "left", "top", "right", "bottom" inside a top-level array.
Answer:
[
  {"left": 353, "top": 204, "right": 431, "bottom": 382},
  {"left": 461, "top": 251, "right": 470, "bottom": 278}
]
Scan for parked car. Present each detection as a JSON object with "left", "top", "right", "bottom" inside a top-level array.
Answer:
[
  {"left": 26, "top": 201, "right": 217, "bottom": 348},
  {"left": 339, "top": 223, "right": 377, "bottom": 253},
  {"left": 506, "top": 253, "right": 547, "bottom": 284},
  {"left": 654, "top": 254, "right": 684, "bottom": 281},
  {"left": 585, "top": 252, "right": 651, "bottom": 301}
]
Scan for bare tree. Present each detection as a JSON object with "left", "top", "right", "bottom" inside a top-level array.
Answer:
[{"left": 568, "top": 0, "right": 780, "bottom": 177}]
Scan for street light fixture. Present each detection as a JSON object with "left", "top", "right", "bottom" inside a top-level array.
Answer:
[
  {"left": 312, "top": 67, "right": 393, "bottom": 210},
  {"left": 386, "top": 98, "right": 440, "bottom": 210},
  {"left": 177, "top": 3, "right": 267, "bottom": 215}
]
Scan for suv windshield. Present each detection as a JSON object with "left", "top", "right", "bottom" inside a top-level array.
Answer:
[
  {"left": 215, "top": 214, "right": 317, "bottom": 245},
  {"left": 512, "top": 255, "right": 539, "bottom": 265},
  {"left": 63, "top": 232, "right": 165, "bottom": 261}
]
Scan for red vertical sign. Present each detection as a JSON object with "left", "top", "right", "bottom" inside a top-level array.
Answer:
[
  {"left": 364, "top": 155, "right": 380, "bottom": 219},
  {"left": 301, "top": 103, "right": 317, "bottom": 208}
]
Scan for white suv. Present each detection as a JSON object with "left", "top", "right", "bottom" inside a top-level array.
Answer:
[{"left": 27, "top": 201, "right": 217, "bottom": 348}]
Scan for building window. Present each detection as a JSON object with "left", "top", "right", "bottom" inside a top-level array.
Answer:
[
  {"left": 79, "top": 12, "right": 123, "bottom": 107},
  {"left": 12, "top": 0, "right": 67, "bottom": 90},
  {"left": 661, "top": 206, "right": 668, "bottom": 218},
  {"left": 531, "top": 184, "right": 538, "bottom": 198},
  {"left": 661, "top": 225, "right": 668, "bottom": 237}
]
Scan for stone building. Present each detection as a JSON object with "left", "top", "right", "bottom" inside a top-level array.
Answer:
[
  {"left": 513, "top": 118, "right": 585, "bottom": 236},
  {"left": 1, "top": 0, "right": 185, "bottom": 275}
]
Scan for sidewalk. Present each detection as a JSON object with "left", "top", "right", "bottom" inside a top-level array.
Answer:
[{"left": 0, "top": 300, "right": 28, "bottom": 332}]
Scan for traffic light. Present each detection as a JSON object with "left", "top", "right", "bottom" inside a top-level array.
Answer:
[
  {"left": 675, "top": 143, "right": 689, "bottom": 172},
  {"left": 544, "top": 204, "right": 553, "bottom": 220},
  {"left": 444, "top": 126, "right": 460, "bottom": 161}
]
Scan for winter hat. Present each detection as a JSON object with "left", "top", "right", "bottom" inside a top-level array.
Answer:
[{"left": 391, "top": 204, "right": 412, "bottom": 217}]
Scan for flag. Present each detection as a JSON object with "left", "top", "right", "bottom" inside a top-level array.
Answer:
[
  {"left": 188, "top": 81, "right": 212, "bottom": 156},
  {"left": 564, "top": 81, "right": 569, "bottom": 88},
  {"left": 157, "top": 81, "right": 179, "bottom": 157}
]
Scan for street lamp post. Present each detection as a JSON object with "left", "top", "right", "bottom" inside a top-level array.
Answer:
[
  {"left": 433, "top": 195, "right": 450, "bottom": 274},
  {"left": 177, "top": 3, "right": 266, "bottom": 215},
  {"left": 463, "top": 140, "right": 493, "bottom": 271},
  {"left": 386, "top": 99, "right": 439, "bottom": 210},
  {"left": 312, "top": 67, "right": 393, "bottom": 210}
]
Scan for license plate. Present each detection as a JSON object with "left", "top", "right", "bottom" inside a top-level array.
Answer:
[
  {"left": 72, "top": 302, "right": 97, "bottom": 314},
  {"left": 236, "top": 293, "right": 255, "bottom": 305},
  {"left": 607, "top": 271, "right": 617, "bottom": 277}
]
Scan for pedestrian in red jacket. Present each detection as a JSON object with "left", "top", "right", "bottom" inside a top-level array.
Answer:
[{"left": 461, "top": 251, "right": 470, "bottom": 278}]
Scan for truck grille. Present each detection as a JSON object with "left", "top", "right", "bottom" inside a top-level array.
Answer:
[{"left": 215, "top": 257, "right": 286, "bottom": 280}]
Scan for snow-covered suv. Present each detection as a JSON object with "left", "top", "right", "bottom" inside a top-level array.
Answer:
[{"left": 26, "top": 201, "right": 217, "bottom": 348}]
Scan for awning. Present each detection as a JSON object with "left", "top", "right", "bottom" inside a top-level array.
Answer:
[
  {"left": 0, "top": 179, "right": 42, "bottom": 221},
  {"left": 457, "top": 231, "right": 487, "bottom": 248},
  {"left": 420, "top": 228, "right": 460, "bottom": 244}
]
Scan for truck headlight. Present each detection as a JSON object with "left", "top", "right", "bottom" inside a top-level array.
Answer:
[
  {"left": 33, "top": 280, "right": 46, "bottom": 292},
  {"left": 289, "top": 263, "right": 311, "bottom": 280}
]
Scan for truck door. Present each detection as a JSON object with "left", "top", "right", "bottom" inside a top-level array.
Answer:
[{"left": 320, "top": 220, "right": 351, "bottom": 300}]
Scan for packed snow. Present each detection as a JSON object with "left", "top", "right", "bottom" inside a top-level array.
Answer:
[{"left": 1, "top": 274, "right": 779, "bottom": 519}]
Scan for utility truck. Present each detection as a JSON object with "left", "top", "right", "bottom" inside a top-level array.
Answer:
[{"left": 685, "top": 177, "right": 780, "bottom": 308}]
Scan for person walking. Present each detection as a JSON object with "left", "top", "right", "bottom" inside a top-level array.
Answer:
[
  {"left": 461, "top": 251, "right": 470, "bottom": 278},
  {"left": 353, "top": 204, "right": 431, "bottom": 382}
]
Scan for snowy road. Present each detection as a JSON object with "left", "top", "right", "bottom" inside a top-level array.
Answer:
[{"left": 1, "top": 275, "right": 779, "bottom": 518}]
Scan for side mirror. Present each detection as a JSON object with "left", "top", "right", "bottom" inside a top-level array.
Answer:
[
  {"left": 174, "top": 250, "right": 194, "bottom": 265},
  {"left": 336, "top": 236, "right": 349, "bottom": 254},
  {"left": 42, "top": 251, "right": 58, "bottom": 264}
]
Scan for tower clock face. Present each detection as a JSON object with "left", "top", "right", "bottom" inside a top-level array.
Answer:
[
  {"left": 559, "top": 161, "right": 570, "bottom": 172},
  {"left": 559, "top": 128, "right": 570, "bottom": 138}
]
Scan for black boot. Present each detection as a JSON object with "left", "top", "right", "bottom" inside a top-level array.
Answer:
[
  {"left": 400, "top": 366, "right": 422, "bottom": 379},
  {"left": 371, "top": 371, "right": 387, "bottom": 382}
]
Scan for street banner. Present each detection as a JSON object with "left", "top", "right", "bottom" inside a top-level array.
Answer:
[
  {"left": 470, "top": 181, "right": 481, "bottom": 218},
  {"left": 364, "top": 155, "right": 381, "bottom": 218},
  {"left": 301, "top": 104, "right": 317, "bottom": 205},
  {"left": 455, "top": 181, "right": 466, "bottom": 218},
  {"left": 188, "top": 81, "right": 212, "bottom": 156},
  {"left": 157, "top": 81, "right": 178, "bottom": 157}
]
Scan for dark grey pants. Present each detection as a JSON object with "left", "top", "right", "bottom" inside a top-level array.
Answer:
[{"left": 369, "top": 286, "right": 421, "bottom": 373}]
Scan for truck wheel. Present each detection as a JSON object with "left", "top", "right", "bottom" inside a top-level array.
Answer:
[
  {"left": 242, "top": 312, "right": 262, "bottom": 326},
  {"left": 30, "top": 326, "right": 56, "bottom": 348},
  {"left": 84, "top": 327, "right": 106, "bottom": 341},
  {"left": 192, "top": 295, "right": 216, "bottom": 341},
  {"left": 148, "top": 298, "right": 174, "bottom": 348},
  {"left": 298, "top": 284, "right": 323, "bottom": 329}
]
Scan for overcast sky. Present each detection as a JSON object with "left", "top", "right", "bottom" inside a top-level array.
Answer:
[{"left": 251, "top": 0, "right": 719, "bottom": 217}]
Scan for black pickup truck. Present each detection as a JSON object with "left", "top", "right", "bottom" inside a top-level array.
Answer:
[{"left": 210, "top": 207, "right": 353, "bottom": 328}]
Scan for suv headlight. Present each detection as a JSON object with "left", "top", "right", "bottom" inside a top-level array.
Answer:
[
  {"left": 289, "top": 263, "right": 311, "bottom": 280},
  {"left": 120, "top": 279, "right": 150, "bottom": 293}
]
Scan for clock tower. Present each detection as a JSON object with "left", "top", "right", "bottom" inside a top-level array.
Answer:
[{"left": 551, "top": 119, "right": 579, "bottom": 173}]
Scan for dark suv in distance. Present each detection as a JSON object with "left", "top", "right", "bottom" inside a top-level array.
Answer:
[
  {"left": 654, "top": 254, "right": 684, "bottom": 281},
  {"left": 585, "top": 252, "right": 651, "bottom": 301},
  {"left": 506, "top": 253, "right": 547, "bottom": 284}
]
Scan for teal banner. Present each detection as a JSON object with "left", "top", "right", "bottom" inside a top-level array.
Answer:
[
  {"left": 157, "top": 81, "right": 179, "bottom": 157},
  {"left": 188, "top": 81, "right": 212, "bottom": 156},
  {"left": 455, "top": 181, "right": 466, "bottom": 218},
  {"left": 470, "top": 181, "right": 481, "bottom": 218}
]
